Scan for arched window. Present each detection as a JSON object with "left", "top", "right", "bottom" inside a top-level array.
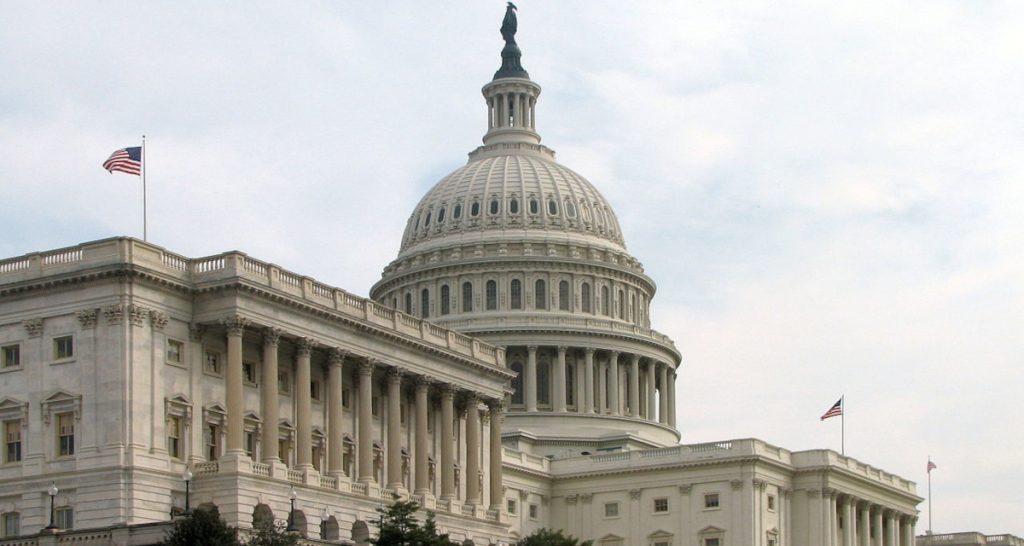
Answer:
[
  {"left": 509, "top": 198, "right": 519, "bottom": 214},
  {"left": 581, "top": 204, "right": 592, "bottom": 222},
  {"left": 440, "top": 285, "right": 450, "bottom": 315},
  {"left": 453, "top": 204, "right": 463, "bottom": 219},
  {"left": 537, "top": 359, "right": 551, "bottom": 405},
  {"left": 424, "top": 211, "right": 432, "bottom": 226},
  {"left": 437, "top": 208, "right": 445, "bottom": 223},
  {"left": 510, "top": 279, "right": 522, "bottom": 310},
  {"left": 630, "top": 293, "right": 636, "bottom": 322},
  {"left": 462, "top": 282, "right": 473, "bottom": 312},
  {"left": 489, "top": 199, "right": 500, "bottom": 215},
  {"left": 471, "top": 201, "right": 481, "bottom": 217},
  {"left": 486, "top": 280, "right": 497, "bottom": 310},
  {"left": 581, "top": 283, "right": 592, "bottom": 313},
  {"left": 618, "top": 289, "right": 626, "bottom": 319},
  {"left": 559, "top": 280, "right": 570, "bottom": 311},
  {"left": 548, "top": 199, "right": 558, "bottom": 215},
  {"left": 510, "top": 361, "right": 524, "bottom": 406},
  {"left": 420, "top": 289, "right": 430, "bottom": 319},
  {"left": 565, "top": 201, "right": 577, "bottom": 218},
  {"left": 529, "top": 199, "right": 539, "bottom": 214},
  {"left": 565, "top": 363, "right": 575, "bottom": 407},
  {"left": 602, "top": 286, "right": 610, "bottom": 316},
  {"left": 534, "top": 279, "right": 547, "bottom": 310},
  {"left": 404, "top": 293, "right": 412, "bottom": 315}
]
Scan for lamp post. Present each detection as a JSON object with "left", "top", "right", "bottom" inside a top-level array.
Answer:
[
  {"left": 182, "top": 467, "right": 193, "bottom": 515},
  {"left": 45, "top": 482, "right": 59, "bottom": 530},
  {"left": 286, "top": 485, "right": 298, "bottom": 533}
]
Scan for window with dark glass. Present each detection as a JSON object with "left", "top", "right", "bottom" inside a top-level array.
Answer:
[
  {"left": 437, "top": 208, "right": 445, "bottom": 223},
  {"left": 602, "top": 286, "right": 610, "bottom": 316},
  {"left": 486, "top": 280, "right": 497, "bottom": 310},
  {"left": 509, "top": 199, "right": 519, "bottom": 214},
  {"left": 559, "top": 280, "right": 570, "bottom": 311},
  {"left": 471, "top": 201, "right": 480, "bottom": 216},
  {"left": 565, "top": 201, "right": 577, "bottom": 218},
  {"left": 529, "top": 199, "right": 539, "bottom": 214},
  {"left": 57, "top": 412, "right": 75, "bottom": 456},
  {"left": 405, "top": 293, "right": 413, "bottom": 315},
  {"left": 4, "top": 421, "right": 21, "bottom": 463},
  {"left": 1, "top": 345, "right": 19, "bottom": 368},
  {"left": 618, "top": 289, "right": 626, "bottom": 319},
  {"left": 420, "top": 289, "right": 430, "bottom": 318},
  {"left": 453, "top": 204, "right": 462, "bottom": 218},
  {"left": 462, "top": 282, "right": 473, "bottom": 312},
  {"left": 548, "top": 199, "right": 558, "bottom": 215},
  {"left": 581, "top": 283, "right": 592, "bottom": 313},
  {"left": 510, "top": 361, "right": 524, "bottom": 405},
  {"left": 440, "top": 285, "right": 450, "bottom": 315},
  {"left": 510, "top": 279, "right": 522, "bottom": 309},
  {"left": 537, "top": 360, "right": 550, "bottom": 405},
  {"left": 565, "top": 364, "right": 575, "bottom": 406},
  {"left": 489, "top": 199, "right": 500, "bottom": 215},
  {"left": 535, "top": 279, "right": 547, "bottom": 310},
  {"left": 424, "top": 211, "right": 431, "bottom": 226}
]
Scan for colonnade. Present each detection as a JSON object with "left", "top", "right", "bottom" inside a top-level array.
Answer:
[
  {"left": 219, "top": 316, "right": 504, "bottom": 509},
  {"left": 813, "top": 488, "right": 917, "bottom": 546},
  {"left": 512, "top": 345, "right": 676, "bottom": 427}
]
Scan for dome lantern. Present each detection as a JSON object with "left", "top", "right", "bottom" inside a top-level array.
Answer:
[{"left": 482, "top": 3, "right": 542, "bottom": 146}]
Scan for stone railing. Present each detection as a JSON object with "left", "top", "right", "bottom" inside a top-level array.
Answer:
[
  {"left": 919, "top": 534, "right": 1024, "bottom": 546},
  {"left": 192, "top": 461, "right": 220, "bottom": 477},
  {"left": 548, "top": 439, "right": 792, "bottom": 474},
  {"left": 435, "top": 315, "right": 677, "bottom": 351},
  {"left": 0, "top": 238, "right": 505, "bottom": 369}
]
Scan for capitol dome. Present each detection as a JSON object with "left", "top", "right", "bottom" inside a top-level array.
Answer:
[{"left": 372, "top": 17, "right": 681, "bottom": 452}]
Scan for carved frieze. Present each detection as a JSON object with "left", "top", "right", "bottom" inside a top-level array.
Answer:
[
  {"left": 76, "top": 309, "right": 97, "bottom": 329},
  {"left": 149, "top": 310, "right": 169, "bottom": 331},
  {"left": 128, "top": 304, "right": 149, "bottom": 327},
  {"left": 104, "top": 304, "right": 124, "bottom": 325}
]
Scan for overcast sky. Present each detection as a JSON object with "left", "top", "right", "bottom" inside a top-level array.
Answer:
[{"left": 2, "top": 0, "right": 1021, "bottom": 537}]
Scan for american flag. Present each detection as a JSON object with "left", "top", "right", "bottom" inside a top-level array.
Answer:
[
  {"left": 820, "top": 397, "right": 843, "bottom": 420},
  {"left": 102, "top": 146, "right": 142, "bottom": 176},
  {"left": 927, "top": 460, "right": 937, "bottom": 473}
]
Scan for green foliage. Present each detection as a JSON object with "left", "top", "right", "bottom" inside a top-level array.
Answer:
[
  {"left": 244, "top": 518, "right": 299, "bottom": 546},
  {"left": 372, "top": 500, "right": 456, "bottom": 546},
  {"left": 515, "top": 528, "right": 594, "bottom": 546},
  {"left": 161, "top": 508, "right": 241, "bottom": 546}
]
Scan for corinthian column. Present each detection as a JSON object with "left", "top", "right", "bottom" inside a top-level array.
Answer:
[
  {"left": 885, "top": 511, "right": 897, "bottom": 546},
  {"left": 583, "top": 348, "right": 595, "bottom": 413},
  {"left": 525, "top": 346, "right": 538, "bottom": 412},
  {"left": 842, "top": 496, "right": 855, "bottom": 546},
  {"left": 488, "top": 399, "right": 504, "bottom": 510},
  {"left": 629, "top": 355, "right": 640, "bottom": 418},
  {"left": 658, "top": 362, "right": 669, "bottom": 424},
  {"left": 859, "top": 502, "right": 870, "bottom": 546},
  {"left": 465, "top": 394, "right": 481, "bottom": 505},
  {"left": 223, "top": 316, "right": 248, "bottom": 455},
  {"left": 386, "top": 367, "right": 404, "bottom": 491},
  {"left": 414, "top": 378, "right": 431, "bottom": 496},
  {"left": 872, "top": 508, "right": 883, "bottom": 546},
  {"left": 608, "top": 351, "right": 620, "bottom": 416},
  {"left": 295, "top": 337, "right": 315, "bottom": 470},
  {"left": 357, "top": 360, "right": 375, "bottom": 483},
  {"left": 668, "top": 368, "right": 677, "bottom": 428},
  {"left": 261, "top": 328, "right": 282, "bottom": 463},
  {"left": 440, "top": 384, "right": 456, "bottom": 500},
  {"left": 645, "top": 360, "right": 657, "bottom": 420},
  {"left": 554, "top": 346, "right": 567, "bottom": 412},
  {"left": 597, "top": 354, "right": 607, "bottom": 413},
  {"left": 327, "top": 348, "right": 346, "bottom": 477}
]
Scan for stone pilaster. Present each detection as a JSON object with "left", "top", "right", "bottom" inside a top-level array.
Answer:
[
  {"left": 608, "top": 351, "right": 620, "bottom": 415},
  {"left": 583, "top": 348, "right": 595, "bottom": 413},
  {"left": 658, "top": 362, "right": 669, "bottom": 424},
  {"left": 261, "top": 328, "right": 283, "bottom": 463},
  {"left": 554, "top": 346, "right": 567, "bottom": 412},
  {"left": 645, "top": 359, "right": 656, "bottom": 420},
  {"left": 629, "top": 354, "right": 640, "bottom": 417}
]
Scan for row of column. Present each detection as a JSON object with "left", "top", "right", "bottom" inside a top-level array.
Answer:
[
  {"left": 518, "top": 346, "right": 676, "bottom": 427},
  {"left": 221, "top": 316, "right": 504, "bottom": 508},
  {"left": 816, "top": 488, "right": 916, "bottom": 546}
]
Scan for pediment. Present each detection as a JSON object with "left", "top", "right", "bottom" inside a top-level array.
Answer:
[
  {"left": 647, "top": 530, "right": 673, "bottom": 540},
  {"left": 166, "top": 393, "right": 192, "bottom": 406},
  {"left": 244, "top": 410, "right": 261, "bottom": 422},
  {"left": 278, "top": 418, "right": 295, "bottom": 430},
  {"left": 0, "top": 397, "right": 28, "bottom": 421},
  {"left": 41, "top": 390, "right": 82, "bottom": 423},
  {"left": 699, "top": 526, "right": 726, "bottom": 535},
  {"left": 599, "top": 534, "right": 624, "bottom": 541},
  {"left": 44, "top": 389, "right": 79, "bottom": 404}
]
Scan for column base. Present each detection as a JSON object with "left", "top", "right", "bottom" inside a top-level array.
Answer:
[
  {"left": 219, "top": 451, "right": 252, "bottom": 474},
  {"left": 415, "top": 491, "right": 436, "bottom": 509}
]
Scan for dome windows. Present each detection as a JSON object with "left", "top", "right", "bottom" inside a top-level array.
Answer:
[
  {"left": 509, "top": 198, "right": 519, "bottom": 214},
  {"left": 529, "top": 198, "right": 539, "bottom": 215},
  {"left": 486, "top": 280, "right": 497, "bottom": 310},
  {"left": 437, "top": 207, "right": 445, "bottom": 223},
  {"left": 489, "top": 199, "right": 500, "bottom": 215},
  {"left": 471, "top": 201, "right": 481, "bottom": 217},
  {"left": 581, "top": 204, "right": 592, "bottom": 222},
  {"left": 510, "top": 279, "right": 522, "bottom": 309},
  {"left": 424, "top": 211, "right": 432, "bottom": 227},
  {"left": 534, "top": 280, "right": 547, "bottom": 310},
  {"left": 547, "top": 199, "right": 558, "bottom": 216},
  {"left": 565, "top": 201, "right": 577, "bottom": 218},
  {"left": 453, "top": 204, "right": 463, "bottom": 219},
  {"left": 462, "top": 282, "right": 473, "bottom": 312}
]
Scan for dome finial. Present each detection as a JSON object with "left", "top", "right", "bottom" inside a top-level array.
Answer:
[{"left": 494, "top": 2, "right": 529, "bottom": 80}]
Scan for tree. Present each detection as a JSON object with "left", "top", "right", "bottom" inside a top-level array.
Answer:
[
  {"left": 161, "top": 508, "right": 241, "bottom": 546},
  {"left": 516, "top": 529, "right": 594, "bottom": 546},
  {"left": 243, "top": 517, "right": 299, "bottom": 546},
  {"left": 372, "top": 500, "right": 456, "bottom": 546}
]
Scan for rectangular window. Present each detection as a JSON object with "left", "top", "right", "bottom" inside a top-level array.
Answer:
[
  {"left": 244, "top": 431, "right": 256, "bottom": 458},
  {"left": 506, "top": 499, "right": 517, "bottom": 515},
  {"left": 372, "top": 396, "right": 380, "bottom": 417},
  {"left": 654, "top": 542, "right": 670, "bottom": 546},
  {"left": 604, "top": 502, "right": 619, "bottom": 517},
  {"left": 55, "top": 507, "right": 73, "bottom": 530},
  {"left": 278, "top": 370, "right": 291, "bottom": 394},
  {"left": 768, "top": 539, "right": 777, "bottom": 546},
  {"left": 1, "top": 344, "right": 20, "bottom": 368},
  {"left": 704, "top": 493, "right": 719, "bottom": 509},
  {"left": 2, "top": 512, "right": 19, "bottom": 537},
  {"left": 704, "top": 539, "right": 720, "bottom": 546},
  {"left": 166, "top": 339, "right": 183, "bottom": 364},
  {"left": 311, "top": 380, "right": 322, "bottom": 402},
  {"left": 167, "top": 416, "right": 182, "bottom": 459},
  {"left": 279, "top": 439, "right": 290, "bottom": 465},
  {"left": 243, "top": 362, "right": 257, "bottom": 385},
  {"left": 400, "top": 401, "right": 407, "bottom": 425},
  {"left": 653, "top": 498, "right": 669, "bottom": 513},
  {"left": 767, "top": 494, "right": 776, "bottom": 511},
  {"left": 53, "top": 335, "right": 74, "bottom": 360},
  {"left": 204, "top": 351, "right": 221, "bottom": 375},
  {"left": 342, "top": 387, "right": 351, "bottom": 409},
  {"left": 207, "top": 424, "right": 220, "bottom": 461},
  {"left": 4, "top": 421, "right": 21, "bottom": 463},
  {"left": 57, "top": 412, "right": 75, "bottom": 456},
  {"left": 528, "top": 504, "right": 538, "bottom": 519}
]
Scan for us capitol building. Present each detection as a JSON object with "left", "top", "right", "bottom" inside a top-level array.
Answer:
[{"left": 0, "top": 8, "right": 920, "bottom": 546}]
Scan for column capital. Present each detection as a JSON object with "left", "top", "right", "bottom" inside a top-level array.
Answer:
[
  {"left": 821, "top": 486, "right": 835, "bottom": 496},
  {"left": 609, "top": 350, "right": 620, "bottom": 359},
  {"left": 678, "top": 483, "right": 692, "bottom": 494},
  {"left": 357, "top": 359, "right": 376, "bottom": 375},
  {"left": 584, "top": 347, "right": 595, "bottom": 355},
  {"left": 557, "top": 345, "right": 568, "bottom": 354},
  {"left": 752, "top": 478, "right": 768, "bottom": 491},
  {"left": 807, "top": 488, "right": 821, "bottom": 498},
  {"left": 414, "top": 375, "right": 432, "bottom": 391},
  {"left": 487, "top": 397, "right": 505, "bottom": 412},
  {"left": 328, "top": 347, "right": 347, "bottom": 366},
  {"left": 387, "top": 366, "right": 405, "bottom": 383},
  {"left": 440, "top": 383, "right": 458, "bottom": 398},
  {"left": 221, "top": 315, "right": 249, "bottom": 336},
  {"left": 628, "top": 489, "right": 642, "bottom": 500},
  {"left": 527, "top": 345, "right": 538, "bottom": 352},
  {"left": 631, "top": 353, "right": 641, "bottom": 364},
  {"left": 263, "top": 327, "right": 284, "bottom": 347},
  {"left": 296, "top": 337, "right": 317, "bottom": 355}
]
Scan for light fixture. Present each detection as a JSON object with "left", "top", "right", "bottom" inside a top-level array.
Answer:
[
  {"left": 182, "top": 467, "right": 193, "bottom": 515},
  {"left": 45, "top": 482, "right": 59, "bottom": 530},
  {"left": 286, "top": 485, "right": 298, "bottom": 533}
]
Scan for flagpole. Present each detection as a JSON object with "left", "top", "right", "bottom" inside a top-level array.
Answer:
[
  {"left": 841, "top": 395, "right": 845, "bottom": 456},
  {"left": 141, "top": 135, "right": 147, "bottom": 241},
  {"left": 928, "top": 456, "right": 933, "bottom": 533}
]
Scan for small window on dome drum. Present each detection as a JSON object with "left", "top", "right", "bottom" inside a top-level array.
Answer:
[
  {"left": 424, "top": 211, "right": 431, "bottom": 226},
  {"left": 489, "top": 199, "right": 500, "bottom": 215},
  {"left": 559, "top": 281, "right": 570, "bottom": 311},
  {"left": 581, "top": 204, "right": 592, "bottom": 222},
  {"left": 565, "top": 201, "right": 577, "bottom": 218},
  {"left": 486, "top": 280, "right": 497, "bottom": 310},
  {"left": 548, "top": 199, "right": 558, "bottom": 215},
  {"left": 453, "top": 204, "right": 462, "bottom": 219},
  {"left": 437, "top": 208, "right": 445, "bottom": 223},
  {"left": 509, "top": 198, "right": 519, "bottom": 214},
  {"left": 471, "top": 201, "right": 480, "bottom": 217},
  {"left": 529, "top": 199, "right": 539, "bottom": 214},
  {"left": 510, "top": 279, "right": 522, "bottom": 309},
  {"left": 462, "top": 282, "right": 473, "bottom": 312},
  {"left": 440, "top": 285, "right": 450, "bottom": 315}
]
